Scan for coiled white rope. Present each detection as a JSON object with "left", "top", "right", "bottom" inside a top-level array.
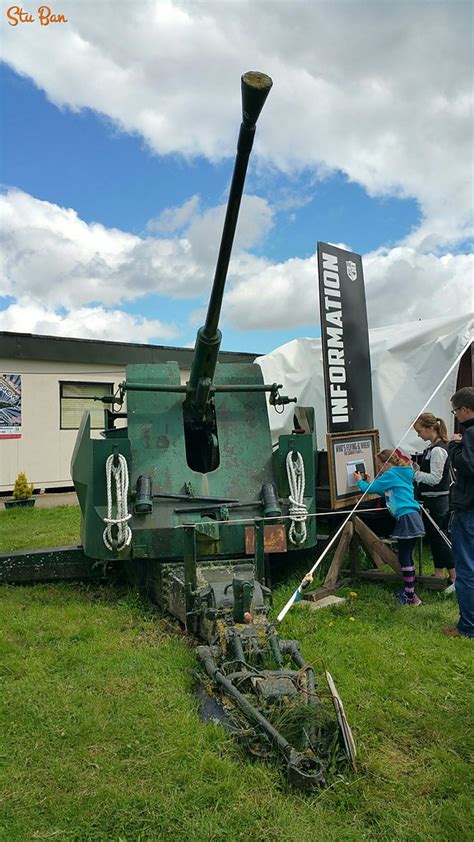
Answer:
[
  {"left": 102, "top": 453, "right": 132, "bottom": 552},
  {"left": 286, "top": 450, "right": 308, "bottom": 545}
]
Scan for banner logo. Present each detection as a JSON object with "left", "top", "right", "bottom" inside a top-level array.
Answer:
[{"left": 346, "top": 260, "right": 357, "bottom": 281}]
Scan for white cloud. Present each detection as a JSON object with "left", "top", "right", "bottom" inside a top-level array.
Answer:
[
  {"left": 1, "top": 0, "right": 472, "bottom": 243},
  {"left": 0, "top": 189, "right": 275, "bottom": 309},
  {"left": 1, "top": 1, "right": 471, "bottom": 347},
  {"left": 363, "top": 247, "right": 474, "bottom": 327},
  {"left": 224, "top": 254, "right": 318, "bottom": 329},
  {"left": 0, "top": 299, "right": 177, "bottom": 344},
  {"left": 186, "top": 195, "right": 274, "bottom": 266},
  {"left": 147, "top": 195, "right": 200, "bottom": 234},
  {"left": 1, "top": 187, "right": 471, "bottom": 342},
  {"left": 0, "top": 188, "right": 277, "bottom": 338},
  {"left": 223, "top": 246, "right": 473, "bottom": 331}
]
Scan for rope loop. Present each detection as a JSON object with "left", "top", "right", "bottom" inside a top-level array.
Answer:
[
  {"left": 102, "top": 453, "right": 132, "bottom": 552},
  {"left": 286, "top": 450, "right": 308, "bottom": 545}
]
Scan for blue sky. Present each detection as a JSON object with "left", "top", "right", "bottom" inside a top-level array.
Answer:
[{"left": 0, "top": 1, "right": 472, "bottom": 353}]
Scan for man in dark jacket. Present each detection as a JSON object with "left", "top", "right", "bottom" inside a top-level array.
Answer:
[{"left": 445, "top": 386, "right": 474, "bottom": 638}]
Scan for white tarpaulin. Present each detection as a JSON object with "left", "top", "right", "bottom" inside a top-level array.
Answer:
[{"left": 256, "top": 314, "right": 473, "bottom": 454}]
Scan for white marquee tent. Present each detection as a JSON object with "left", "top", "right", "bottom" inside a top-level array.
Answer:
[{"left": 256, "top": 314, "right": 473, "bottom": 454}]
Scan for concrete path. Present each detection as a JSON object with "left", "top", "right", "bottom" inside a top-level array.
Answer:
[{"left": 34, "top": 491, "right": 79, "bottom": 508}]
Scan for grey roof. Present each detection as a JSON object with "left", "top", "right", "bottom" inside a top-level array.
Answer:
[{"left": 0, "top": 331, "right": 259, "bottom": 367}]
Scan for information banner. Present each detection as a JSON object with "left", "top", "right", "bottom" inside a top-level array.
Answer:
[
  {"left": 0, "top": 374, "right": 22, "bottom": 438},
  {"left": 317, "top": 242, "right": 373, "bottom": 432}
]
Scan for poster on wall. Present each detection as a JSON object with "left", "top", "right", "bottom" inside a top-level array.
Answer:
[
  {"left": 326, "top": 429, "right": 380, "bottom": 509},
  {"left": 0, "top": 374, "right": 22, "bottom": 439}
]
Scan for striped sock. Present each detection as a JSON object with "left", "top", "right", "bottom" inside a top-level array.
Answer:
[{"left": 402, "top": 565, "right": 416, "bottom": 600}]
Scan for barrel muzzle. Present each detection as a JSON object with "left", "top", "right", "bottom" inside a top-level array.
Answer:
[{"left": 241, "top": 71, "right": 273, "bottom": 128}]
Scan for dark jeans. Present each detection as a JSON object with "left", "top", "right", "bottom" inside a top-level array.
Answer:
[
  {"left": 422, "top": 496, "right": 453, "bottom": 571},
  {"left": 451, "top": 510, "right": 474, "bottom": 638}
]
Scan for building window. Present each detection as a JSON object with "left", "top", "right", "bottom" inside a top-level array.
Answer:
[{"left": 60, "top": 382, "right": 113, "bottom": 430}]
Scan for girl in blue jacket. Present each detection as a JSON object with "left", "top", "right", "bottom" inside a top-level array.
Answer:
[{"left": 354, "top": 449, "right": 425, "bottom": 606}]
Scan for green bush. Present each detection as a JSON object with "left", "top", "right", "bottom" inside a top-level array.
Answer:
[{"left": 12, "top": 471, "right": 34, "bottom": 500}]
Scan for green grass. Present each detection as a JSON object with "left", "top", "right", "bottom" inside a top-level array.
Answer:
[
  {"left": 0, "top": 507, "right": 473, "bottom": 841},
  {"left": 0, "top": 505, "right": 81, "bottom": 551}
]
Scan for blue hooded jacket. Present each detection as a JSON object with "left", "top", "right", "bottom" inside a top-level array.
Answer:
[{"left": 357, "top": 466, "right": 420, "bottom": 519}]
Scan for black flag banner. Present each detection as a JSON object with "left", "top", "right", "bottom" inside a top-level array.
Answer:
[{"left": 317, "top": 242, "right": 373, "bottom": 433}]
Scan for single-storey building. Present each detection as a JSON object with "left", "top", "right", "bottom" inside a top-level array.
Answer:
[
  {"left": 0, "top": 332, "right": 257, "bottom": 493},
  {"left": 2, "top": 321, "right": 472, "bottom": 496}
]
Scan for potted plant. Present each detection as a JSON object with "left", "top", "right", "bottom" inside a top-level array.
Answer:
[{"left": 4, "top": 472, "right": 36, "bottom": 509}]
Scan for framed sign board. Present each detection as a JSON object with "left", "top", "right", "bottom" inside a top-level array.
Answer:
[{"left": 327, "top": 429, "right": 380, "bottom": 510}]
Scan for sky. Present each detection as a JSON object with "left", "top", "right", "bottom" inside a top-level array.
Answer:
[{"left": 0, "top": 0, "right": 473, "bottom": 355}]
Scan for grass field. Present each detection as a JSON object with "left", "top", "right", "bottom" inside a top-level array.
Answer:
[
  {"left": 0, "top": 506, "right": 473, "bottom": 841},
  {"left": 1, "top": 505, "right": 81, "bottom": 551}
]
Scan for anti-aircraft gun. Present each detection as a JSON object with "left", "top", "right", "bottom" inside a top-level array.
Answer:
[
  {"left": 71, "top": 71, "right": 318, "bottom": 626},
  {"left": 14, "top": 72, "right": 355, "bottom": 788}
]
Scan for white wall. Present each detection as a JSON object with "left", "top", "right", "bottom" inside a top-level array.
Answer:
[
  {"left": 0, "top": 358, "right": 192, "bottom": 492},
  {"left": 0, "top": 357, "right": 126, "bottom": 491}
]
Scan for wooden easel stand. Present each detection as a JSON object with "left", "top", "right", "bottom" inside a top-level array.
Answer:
[{"left": 303, "top": 515, "right": 448, "bottom": 603}]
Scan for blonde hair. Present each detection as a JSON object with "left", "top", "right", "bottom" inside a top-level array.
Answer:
[
  {"left": 377, "top": 449, "right": 412, "bottom": 468},
  {"left": 414, "top": 412, "right": 448, "bottom": 443}
]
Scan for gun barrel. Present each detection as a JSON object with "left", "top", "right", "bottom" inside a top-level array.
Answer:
[
  {"left": 186, "top": 73, "right": 272, "bottom": 407},
  {"left": 203, "top": 71, "right": 273, "bottom": 340}
]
